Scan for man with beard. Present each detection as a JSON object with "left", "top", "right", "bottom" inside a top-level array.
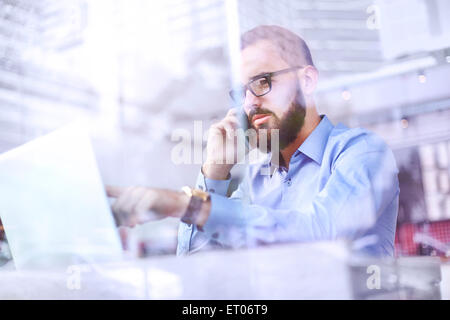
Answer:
[{"left": 107, "top": 25, "right": 399, "bottom": 256}]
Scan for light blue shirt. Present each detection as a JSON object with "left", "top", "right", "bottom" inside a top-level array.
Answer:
[{"left": 177, "top": 115, "right": 399, "bottom": 256}]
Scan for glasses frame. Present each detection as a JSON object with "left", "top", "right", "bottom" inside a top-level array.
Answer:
[{"left": 229, "top": 66, "right": 304, "bottom": 104}]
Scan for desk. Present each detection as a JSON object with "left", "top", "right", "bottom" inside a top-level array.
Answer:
[{"left": 0, "top": 241, "right": 445, "bottom": 299}]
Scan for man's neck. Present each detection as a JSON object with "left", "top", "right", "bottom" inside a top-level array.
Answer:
[{"left": 277, "top": 107, "right": 321, "bottom": 170}]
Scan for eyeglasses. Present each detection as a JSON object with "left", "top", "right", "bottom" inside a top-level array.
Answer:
[{"left": 229, "top": 66, "right": 304, "bottom": 105}]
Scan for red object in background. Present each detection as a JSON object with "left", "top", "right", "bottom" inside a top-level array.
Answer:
[
  {"left": 395, "top": 223, "right": 419, "bottom": 256},
  {"left": 395, "top": 219, "right": 450, "bottom": 257},
  {"left": 0, "top": 218, "right": 4, "bottom": 241}
]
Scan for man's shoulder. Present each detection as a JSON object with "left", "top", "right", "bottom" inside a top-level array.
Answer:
[
  {"left": 324, "top": 122, "right": 396, "bottom": 172},
  {"left": 328, "top": 122, "right": 390, "bottom": 156}
]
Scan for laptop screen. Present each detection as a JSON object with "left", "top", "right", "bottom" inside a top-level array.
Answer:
[{"left": 0, "top": 124, "right": 123, "bottom": 270}]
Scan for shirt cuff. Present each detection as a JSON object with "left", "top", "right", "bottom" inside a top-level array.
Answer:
[
  {"left": 201, "top": 193, "right": 247, "bottom": 248},
  {"left": 195, "top": 168, "right": 231, "bottom": 196},
  {"left": 177, "top": 168, "right": 233, "bottom": 254}
]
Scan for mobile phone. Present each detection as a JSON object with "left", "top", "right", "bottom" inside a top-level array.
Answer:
[{"left": 236, "top": 107, "right": 250, "bottom": 149}]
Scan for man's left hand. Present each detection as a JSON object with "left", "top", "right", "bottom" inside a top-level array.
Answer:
[{"left": 105, "top": 186, "right": 190, "bottom": 228}]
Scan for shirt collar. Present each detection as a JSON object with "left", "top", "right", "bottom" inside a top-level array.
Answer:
[
  {"left": 297, "top": 115, "right": 334, "bottom": 165},
  {"left": 262, "top": 115, "right": 334, "bottom": 176}
]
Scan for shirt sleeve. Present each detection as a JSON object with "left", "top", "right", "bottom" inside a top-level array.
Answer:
[
  {"left": 200, "top": 146, "right": 399, "bottom": 255},
  {"left": 194, "top": 169, "right": 232, "bottom": 196}
]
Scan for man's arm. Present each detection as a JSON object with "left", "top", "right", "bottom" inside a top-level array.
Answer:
[
  {"left": 196, "top": 147, "right": 399, "bottom": 255},
  {"left": 108, "top": 140, "right": 398, "bottom": 256},
  {"left": 176, "top": 165, "right": 244, "bottom": 255}
]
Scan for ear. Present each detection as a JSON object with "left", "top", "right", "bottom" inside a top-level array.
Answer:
[{"left": 298, "top": 66, "right": 318, "bottom": 96}]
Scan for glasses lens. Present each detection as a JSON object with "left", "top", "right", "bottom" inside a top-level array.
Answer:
[{"left": 249, "top": 77, "right": 270, "bottom": 96}]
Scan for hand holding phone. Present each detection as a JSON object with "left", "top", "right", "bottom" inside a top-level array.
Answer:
[{"left": 202, "top": 108, "right": 250, "bottom": 179}]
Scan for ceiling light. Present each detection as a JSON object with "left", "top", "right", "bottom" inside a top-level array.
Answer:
[
  {"left": 418, "top": 71, "right": 426, "bottom": 84},
  {"left": 341, "top": 89, "right": 351, "bottom": 101}
]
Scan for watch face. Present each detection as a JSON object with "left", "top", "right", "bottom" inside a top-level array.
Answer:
[
  {"left": 192, "top": 189, "right": 209, "bottom": 201},
  {"left": 181, "top": 186, "right": 193, "bottom": 197}
]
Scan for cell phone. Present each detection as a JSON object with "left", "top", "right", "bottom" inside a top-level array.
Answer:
[
  {"left": 236, "top": 107, "right": 249, "bottom": 131},
  {"left": 236, "top": 107, "right": 250, "bottom": 149}
]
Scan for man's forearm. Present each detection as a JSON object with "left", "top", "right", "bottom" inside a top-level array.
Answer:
[{"left": 162, "top": 188, "right": 211, "bottom": 229}]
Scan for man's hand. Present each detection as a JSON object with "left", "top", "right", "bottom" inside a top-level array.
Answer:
[
  {"left": 106, "top": 186, "right": 190, "bottom": 228},
  {"left": 203, "top": 108, "right": 248, "bottom": 180}
]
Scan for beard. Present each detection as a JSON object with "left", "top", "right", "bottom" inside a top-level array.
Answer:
[{"left": 247, "top": 86, "right": 306, "bottom": 153}]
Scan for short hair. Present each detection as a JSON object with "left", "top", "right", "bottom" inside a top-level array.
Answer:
[{"left": 240, "top": 25, "right": 315, "bottom": 67}]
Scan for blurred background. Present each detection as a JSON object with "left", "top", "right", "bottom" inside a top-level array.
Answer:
[{"left": 0, "top": 0, "right": 449, "bottom": 258}]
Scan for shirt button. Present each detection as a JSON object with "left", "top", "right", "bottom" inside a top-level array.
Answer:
[
  {"left": 286, "top": 179, "right": 292, "bottom": 186},
  {"left": 186, "top": 224, "right": 192, "bottom": 230}
]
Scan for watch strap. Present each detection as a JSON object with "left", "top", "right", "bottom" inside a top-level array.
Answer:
[{"left": 181, "top": 187, "right": 209, "bottom": 231}]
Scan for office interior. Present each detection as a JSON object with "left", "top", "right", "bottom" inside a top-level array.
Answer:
[{"left": 0, "top": 0, "right": 449, "bottom": 299}]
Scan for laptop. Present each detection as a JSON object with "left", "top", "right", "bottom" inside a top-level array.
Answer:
[{"left": 0, "top": 124, "right": 123, "bottom": 270}]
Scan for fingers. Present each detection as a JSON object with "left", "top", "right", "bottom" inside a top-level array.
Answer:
[
  {"left": 226, "top": 108, "right": 237, "bottom": 117},
  {"left": 225, "top": 108, "right": 241, "bottom": 124},
  {"left": 211, "top": 108, "right": 243, "bottom": 133},
  {"left": 106, "top": 185, "right": 126, "bottom": 198},
  {"left": 133, "top": 191, "right": 160, "bottom": 223},
  {"left": 219, "top": 114, "right": 241, "bottom": 135},
  {"left": 223, "top": 121, "right": 238, "bottom": 139},
  {"left": 111, "top": 186, "right": 133, "bottom": 226},
  {"left": 205, "top": 108, "right": 249, "bottom": 166},
  {"left": 210, "top": 121, "right": 237, "bottom": 142},
  {"left": 110, "top": 187, "right": 152, "bottom": 227},
  {"left": 113, "top": 187, "right": 141, "bottom": 218}
]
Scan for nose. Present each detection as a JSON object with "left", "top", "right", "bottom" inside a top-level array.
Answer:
[{"left": 243, "top": 89, "right": 262, "bottom": 114}]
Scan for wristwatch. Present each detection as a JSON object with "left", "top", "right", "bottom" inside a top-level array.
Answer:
[{"left": 181, "top": 186, "right": 210, "bottom": 230}]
